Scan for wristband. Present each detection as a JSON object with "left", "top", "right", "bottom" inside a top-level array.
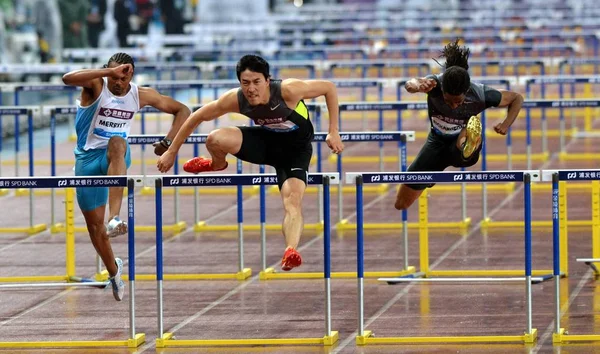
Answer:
[{"left": 160, "top": 138, "right": 172, "bottom": 148}]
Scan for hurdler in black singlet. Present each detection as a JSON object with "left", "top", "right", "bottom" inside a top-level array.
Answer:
[
  {"left": 426, "top": 73, "right": 502, "bottom": 137},
  {"left": 404, "top": 73, "right": 504, "bottom": 190},
  {"left": 236, "top": 79, "right": 314, "bottom": 142},
  {"left": 233, "top": 79, "right": 314, "bottom": 188}
]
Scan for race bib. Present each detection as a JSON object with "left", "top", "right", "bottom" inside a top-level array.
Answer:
[{"left": 431, "top": 115, "right": 465, "bottom": 135}]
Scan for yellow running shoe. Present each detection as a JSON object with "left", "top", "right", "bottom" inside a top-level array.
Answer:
[{"left": 462, "top": 115, "right": 482, "bottom": 159}]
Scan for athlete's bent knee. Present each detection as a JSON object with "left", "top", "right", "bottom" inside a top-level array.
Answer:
[
  {"left": 206, "top": 128, "right": 241, "bottom": 154},
  {"left": 107, "top": 137, "right": 127, "bottom": 159}
]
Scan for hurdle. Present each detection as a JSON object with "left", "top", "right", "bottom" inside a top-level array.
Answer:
[
  {"left": 155, "top": 174, "right": 339, "bottom": 347},
  {"left": 0, "top": 106, "right": 47, "bottom": 235},
  {"left": 524, "top": 76, "right": 600, "bottom": 164},
  {"left": 0, "top": 175, "right": 144, "bottom": 348},
  {"left": 348, "top": 170, "right": 539, "bottom": 344},
  {"left": 547, "top": 169, "right": 600, "bottom": 343}
]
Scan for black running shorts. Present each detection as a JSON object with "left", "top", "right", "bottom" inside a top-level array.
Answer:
[
  {"left": 233, "top": 126, "right": 313, "bottom": 189},
  {"left": 406, "top": 131, "right": 482, "bottom": 190}
]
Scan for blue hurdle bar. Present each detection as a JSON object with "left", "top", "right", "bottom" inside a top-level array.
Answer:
[
  {"left": 348, "top": 170, "right": 538, "bottom": 344},
  {"left": 0, "top": 175, "right": 143, "bottom": 347},
  {"left": 155, "top": 173, "right": 338, "bottom": 346}
]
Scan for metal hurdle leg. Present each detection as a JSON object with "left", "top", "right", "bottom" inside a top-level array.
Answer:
[
  {"left": 127, "top": 178, "right": 145, "bottom": 347},
  {"left": 551, "top": 172, "right": 566, "bottom": 342},
  {"left": 355, "top": 175, "right": 372, "bottom": 343},
  {"left": 259, "top": 165, "right": 268, "bottom": 276},
  {"left": 322, "top": 176, "right": 338, "bottom": 344},
  {"left": 523, "top": 173, "right": 537, "bottom": 342},
  {"left": 237, "top": 159, "right": 246, "bottom": 279},
  {"left": 155, "top": 178, "right": 168, "bottom": 344}
]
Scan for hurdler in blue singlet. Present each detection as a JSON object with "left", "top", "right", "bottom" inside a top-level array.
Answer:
[{"left": 74, "top": 77, "right": 140, "bottom": 211}]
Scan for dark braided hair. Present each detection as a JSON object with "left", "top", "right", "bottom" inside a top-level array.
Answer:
[
  {"left": 434, "top": 39, "right": 471, "bottom": 96},
  {"left": 105, "top": 52, "right": 135, "bottom": 70}
]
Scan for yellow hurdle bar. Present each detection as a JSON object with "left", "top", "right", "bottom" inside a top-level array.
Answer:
[
  {"left": 0, "top": 276, "right": 68, "bottom": 282},
  {"left": 0, "top": 224, "right": 47, "bottom": 234},
  {"left": 94, "top": 268, "right": 252, "bottom": 282},
  {"left": 0, "top": 334, "right": 145, "bottom": 348},
  {"left": 428, "top": 270, "right": 553, "bottom": 277},
  {"left": 329, "top": 152, "right": 549, "bottom": 164},
  {"left": 194, "top": 222, "right": 324, "bottom": 232},
  {"left": 482, "top": 220, "right": 593, "bottom": 229},
  {"left": 356, "top": 330, "right": 537, "bottom": 345},
  {"left": 156, "top": 332, "right": 339, "bottom": 348},
  {"left": 259, "top": 267, "right": 417, "bottom": 280},
  {"left": 119, "top": 269, "right": 253, "bottom": 281},
  {"left": 52, "top": 221, "right": 188, "bottom": 234},
  {"left": 336, "top": 220, "right": 469, "bottom": 231}
]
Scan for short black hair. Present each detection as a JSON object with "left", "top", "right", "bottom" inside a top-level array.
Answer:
[
  {"left": 435, "top": 39, "right": 471, "bottom": 95},
  {"left": 106, "top": 52, "right": 135, "bottom": 70},
  {"left": 236, "top": 54, "right": 270, "bottom": 81}
]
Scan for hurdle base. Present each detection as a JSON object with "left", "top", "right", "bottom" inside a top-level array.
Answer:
[
  {"left": 194, "top": 222, "right": 324, "bottom": 232},
  {"left": 260, "top": 267, "right": 417, "bottom": 280},
  {"left": 428, "top": 270, "right": 555, "bottom": 278},
  {"left": 0, "top": 224, "right": 47, "bottom": 235},
  {"left": 0, "top": 275, "right": 67, "bottom": 283},
  {"left": 553, "top": 329, "right": 600, "bottom": 343},
  {"left": 357, "top": 330, "right": 537, "bottom": 345},
  {"left": 74, "top": 222, "right": 187, "bottom": 234},
  {"left": 157, "top": 331, "right": 339, "bottom": 347},
  {"left": 119, "top": 269, "right": 253, "bottom": 281},
  {"left": 482, "top": 219, "right": 593, "bottom": 229},
  {"left": 51, "top": 223, "right": 65, "bottom": 233},
  {"left": 336, "top": 219, "right": 468, "bottom": 231},
  {"left": 356, "top": 331, "right": 373, "bottom": 346},
  {"left": 553, "top": 328, "right": 567, "bottom": 343},
  {"left": 0, "top": 335, "right": 145, "bottom": 349},
  {"left": 128, "top": 333, "right": 146, "bottom": 348}
]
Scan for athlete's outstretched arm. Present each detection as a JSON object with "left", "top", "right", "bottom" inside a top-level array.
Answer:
[
  {"left": 493, "top": 89, "right": 524, "bottom": 135},
  {"left": 62, "top": 64, "right": 132, "bottom": 89},
  {"left": 138, "top": 87, "right": 191, "bottom": 155},
  {"left": 282, "top": 79, "right": 344, "bottom": 154},
  {"left": 156, "top": 89, "right": 239, "bottom": 172}
]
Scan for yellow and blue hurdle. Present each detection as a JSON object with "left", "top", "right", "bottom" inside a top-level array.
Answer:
[{"left": 348, "top": 170, "right": 542, "bottom": 345}]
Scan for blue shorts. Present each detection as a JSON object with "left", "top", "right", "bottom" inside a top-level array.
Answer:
[{"left": 74, "top": 144, "right": 132, "bottom": 212}]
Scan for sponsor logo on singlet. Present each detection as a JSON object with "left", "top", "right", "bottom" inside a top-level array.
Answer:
[
  {"left": 431, "top": 115, "right": 465, "bottom": 135},
  {"left": 100, "top": 107, "right": 134, "bottom": 120}
]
